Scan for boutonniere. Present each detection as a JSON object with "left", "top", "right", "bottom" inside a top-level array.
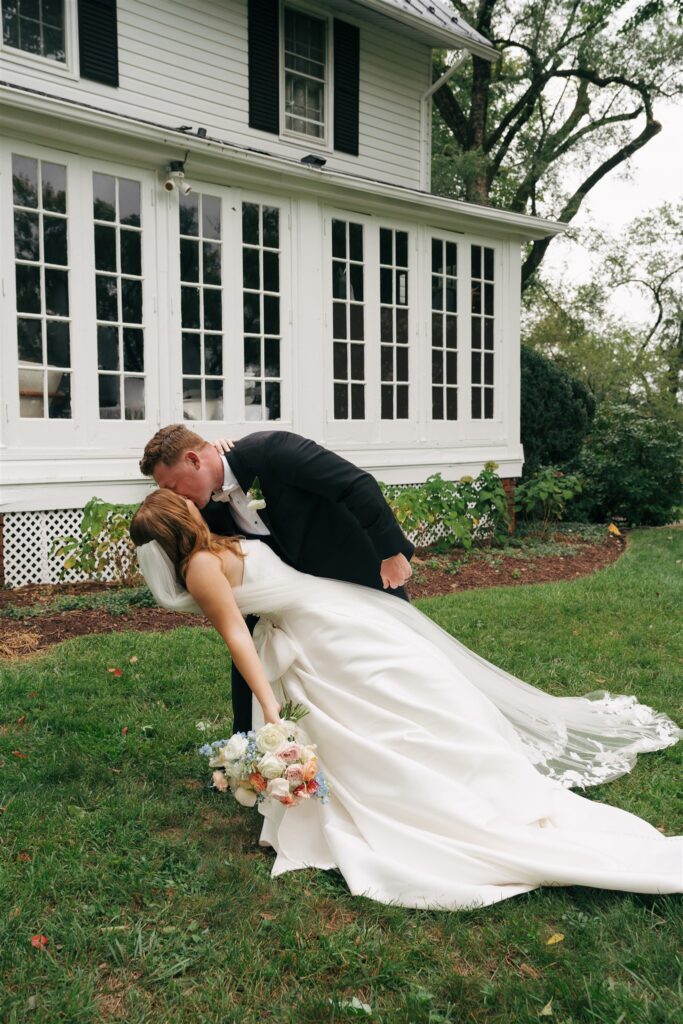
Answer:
[{"left": 246, "top": 477, "right": 267, "bottom": 511}]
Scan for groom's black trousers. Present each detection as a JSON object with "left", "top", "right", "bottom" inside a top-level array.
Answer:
[{"left": 231, "top": 587, "right": 409, "bottom": 735}]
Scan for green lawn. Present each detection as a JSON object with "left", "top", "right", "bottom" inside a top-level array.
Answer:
[{"left": 1, "top": 527, "right": 681, "bottom": 1024}]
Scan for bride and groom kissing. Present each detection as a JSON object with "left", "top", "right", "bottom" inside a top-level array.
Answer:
[{"left": 130, "top": 423, "right": 682, "bottom": 910}]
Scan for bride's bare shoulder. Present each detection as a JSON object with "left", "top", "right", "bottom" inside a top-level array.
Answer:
[{"left": 186, "top": 546, "right": 243, "bottom": 589}]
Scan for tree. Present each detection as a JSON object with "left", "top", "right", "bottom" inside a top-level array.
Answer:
[
  {"left": 519, "top": 346, "right": 595, "bottom": 476},
  {"left": 522, "top": 203, "right": 683, "bottom": 407},
  {"left": 431, "top": 1, "right": 683, "bottom": 288}
]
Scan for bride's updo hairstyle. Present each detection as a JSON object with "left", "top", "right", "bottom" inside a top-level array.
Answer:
[{"left": 130, "top": 489, "right": 244, "bottom": 582}]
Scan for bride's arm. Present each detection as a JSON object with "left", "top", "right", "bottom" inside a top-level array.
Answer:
[{"left": 184, "top": 551, "right": 281, "bottom": 725}]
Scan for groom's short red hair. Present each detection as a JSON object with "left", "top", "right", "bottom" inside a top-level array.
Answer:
[{"left": 140, "top": 424, "right": 208, "bottom": 476}]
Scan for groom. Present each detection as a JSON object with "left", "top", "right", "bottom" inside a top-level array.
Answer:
[{"left": 139, "top": 425, "right": 414, "bottom": 732}]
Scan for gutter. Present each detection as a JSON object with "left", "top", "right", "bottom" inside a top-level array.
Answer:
[{"left": 0, "top": 82, "right": 565, "bottom": 241}]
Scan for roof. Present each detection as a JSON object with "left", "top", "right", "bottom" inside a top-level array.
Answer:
[{"left": 347, "top": 0, "right": 499, "bottom": 61}]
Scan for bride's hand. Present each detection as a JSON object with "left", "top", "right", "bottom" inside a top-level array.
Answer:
[
  {"left": 210, "top": 437, "right": 236, "bottom": 453},
  {"left": 263, "top": 701, "right": 282, "bottom": 725}
]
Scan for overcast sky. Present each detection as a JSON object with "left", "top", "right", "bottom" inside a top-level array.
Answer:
[{"left": 541, "top": 100, "right": 683, "bottom": 325}]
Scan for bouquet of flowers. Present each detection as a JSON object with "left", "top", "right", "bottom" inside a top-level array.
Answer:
[{"left": 199, "top": 702, "right": 330, "bottom": 808}]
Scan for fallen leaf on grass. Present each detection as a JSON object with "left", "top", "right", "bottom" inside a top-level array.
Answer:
[
  {"left": 546, "top": 933, "right": 564, "bottom": 945},
  {"left": 539, "top": 999, "right": 553, "bottom": 1016},
  {"left": 107, "top": 668, "right": 123, "bottom": 678},
  {"left": 129, "top": 656, "right": 138, "bottom": 664},
  {"left": 17, "top": 852, "right": 32, "bottom": 863},
  {"left": 9, "top": 907, "right": 21, "bottom": 919},
  {"left": 11, "top": 750, "right": 28, "bottom": 759},
  {"left": 31, "top": 935, "right": 48, "bottom": 949},
  {"left": 520, "top": 963, "right": 541, "bottom": 980},
  {"left": 16, "top": 715, "right": 27, "bottom": 726},
  {"left": 121, "top": 727, "right": 128, "bottom": 736},
  {"left": 260, "top": 912, "right": 275, "bottom": 921}
]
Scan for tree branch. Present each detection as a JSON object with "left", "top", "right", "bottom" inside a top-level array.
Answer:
[{"left": 521, "top": 114, "right": 662, "bottom": 289}]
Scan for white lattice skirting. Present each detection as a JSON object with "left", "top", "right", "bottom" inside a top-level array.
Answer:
[
  {"left": 2, "top": 509, "right": 121, "bottom": 587},
  {"left": 1, "top": 499, "right": 481, "bottom": 587}
]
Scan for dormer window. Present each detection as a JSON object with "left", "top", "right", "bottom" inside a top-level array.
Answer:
[
  {"left": 1, "top": 0, "right": 66, "bottom": 63},
  {"left": 283, "top": 7, "right": 326, "bottom": 141}
]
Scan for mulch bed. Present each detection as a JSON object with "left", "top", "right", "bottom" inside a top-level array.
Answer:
[{"left": 0, "top": 532, "right": 625, "bottom": 658}]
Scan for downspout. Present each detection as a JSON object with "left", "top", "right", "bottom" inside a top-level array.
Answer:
[{"left": 419, "top": 50, "right": 471, "bottom": 191}]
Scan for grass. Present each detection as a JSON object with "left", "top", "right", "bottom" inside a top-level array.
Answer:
[
  {"left": 0, "top": 527, "right": 681, "bottom": 1024},
  {"left": 0, "top": 586, "right": 157, "bottom": 620}
]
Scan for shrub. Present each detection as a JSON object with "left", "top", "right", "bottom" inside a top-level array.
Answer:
[
  {"left": 520, "top": 346, "right": 595, "bottom": 478},
  {"left": 50, "top": 497, "right": 140, "bottom": 584},
  {"left": 515, "top": 466, "right": 584, "bottom": 539},
  {"left": 569, "top": 402, "right": 683, "bottom": 525},
  {"left": 380, "top": 463, "right": 510, "bottom": 550}
]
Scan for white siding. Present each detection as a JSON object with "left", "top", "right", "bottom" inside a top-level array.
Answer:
[{"left": 0, "top": 0, "right": 429, "bottom": 190}]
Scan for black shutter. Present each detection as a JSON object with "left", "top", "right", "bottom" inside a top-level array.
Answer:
[
  {"left": 334, "top": 19, "right": 359, "bottom": 156},
  {"left": 78, "top": 0, "right": 119, "bottom": 87},
  {"left": 248, "top": 0, "right": 280, "bottom": 134}
]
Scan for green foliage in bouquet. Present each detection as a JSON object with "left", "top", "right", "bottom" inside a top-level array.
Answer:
[
  {"left": 515, "top": 467, "right": 584, "bottom": 540},
  {"left": 380, "top": 463, "right": 509, "bottom": 550},
  {"left": 50, "top": 496, "right": 140, "bottom": 585}
]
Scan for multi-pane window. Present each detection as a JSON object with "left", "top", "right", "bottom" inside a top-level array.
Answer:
[
  {"left": 379, "top": 227, "right": 409, "bottom": 420},
  {"left": 332, "top": 219, "right": 365, "bottom": 419},
  {"left": 179, "top": 193, "right": 224, "bottom": 422},
  {"left": 284, "top": 7, "right": 326, "bottom": 139},
  {"left": 2, "top": 0, "right": 65, "bottom": 61},
  {"left": 431, "top": 239, "right": 458, "bottom": 420},
  {"left": 12, "top": 153, "right": 71, "bottom": 419},
  {"left": 93, "top": 173, "right": 145, "bottom": 420},
  {"left": 242, "top": 202, "right": 281, "bottom": 421},
  {"left": 471, "top": 244, "right": 495, "bottom": 419}
]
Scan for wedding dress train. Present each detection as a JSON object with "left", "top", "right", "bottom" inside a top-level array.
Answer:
[{"left": 139, "top": 538, "right": 682, "bottom": 909}]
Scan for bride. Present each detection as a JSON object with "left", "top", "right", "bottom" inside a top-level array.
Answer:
[{"left": 130, "top": 489, "right": 682, "bottom": 910}]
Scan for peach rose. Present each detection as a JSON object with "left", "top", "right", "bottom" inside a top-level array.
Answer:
[
  {"left": 212, "top": 771, "right": 229, "bottom": 792},
  {"left": 302, "top": 757, "right": 318, "bottom": 782},
  {"left": 249, "top": 772, "right": 268, "bottom": 792}
]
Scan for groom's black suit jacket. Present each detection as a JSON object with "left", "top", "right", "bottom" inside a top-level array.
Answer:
[
  {"left": 201, "top": 429, "right": 414, "bottom": 588},
  {"left": 200, "top": 430, "right": 414, "bottom": 731}
]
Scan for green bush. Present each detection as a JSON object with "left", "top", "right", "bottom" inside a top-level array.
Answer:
[
  {"left": 380, "top": 463, "right": 510, "bottom": 550},
  {"left": 569, "top": 402, "right": 683, "bottom": 525},
  {"left": 515, "top": 466, "right": 584, "bottom": 539},
  {"left": 50, "top": 497, "right": 140, "bottom": 584},
  {"left": 520, "top": 346, "right": 595, "bottom": 478}
]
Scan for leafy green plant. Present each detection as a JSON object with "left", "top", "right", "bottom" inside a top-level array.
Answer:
[
  {"left": 570, "top": 401, "right": 683, "bottom": 526},
  {"left": 515, "top": 467, "right": 584, "bottom": 540},
  {"left": 50, "top": 497, "right": 140, "bottom": 585},
  {"left": 380, "top": 463, "right": 509, "bottom": 550}
]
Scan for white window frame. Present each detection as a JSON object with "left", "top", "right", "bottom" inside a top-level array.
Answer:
[
  {"left": 1, "top": 142, "right": 159, "bottom": 451},
  {"left": 279, "top": 0, "right": 334, "bottom": 153},
  {"left": 465, "top": 233, "right": 502, "bottom": 438},
  {"left": 323, "top": 208, "right": 420, "bottom": 447},
  {"left": 165, "top": 183, "right": 294, "bottom": 434},
  {"left": 0, "top": 0, "right": 79, "bottom": 80}
]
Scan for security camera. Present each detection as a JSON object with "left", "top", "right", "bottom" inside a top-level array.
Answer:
[{"left": 164, "top": 160, "right": 192, "bottom": 194}]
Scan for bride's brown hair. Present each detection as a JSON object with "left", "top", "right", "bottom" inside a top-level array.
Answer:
[{"left": 130, "top": 489, "right": 244, "bottom": 581}]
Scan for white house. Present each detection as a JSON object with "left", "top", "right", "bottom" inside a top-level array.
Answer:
[{"left": 0, "top": 0, "right": 563, "bottom": 585}]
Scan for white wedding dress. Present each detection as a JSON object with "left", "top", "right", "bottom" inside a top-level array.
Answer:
[{"left": 138, "top": 538, "right": 682, "bottom": 910}]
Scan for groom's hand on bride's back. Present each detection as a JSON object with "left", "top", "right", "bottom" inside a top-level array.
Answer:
[{"left": 381, "top": 552, "right": 412, "bottom": 590}]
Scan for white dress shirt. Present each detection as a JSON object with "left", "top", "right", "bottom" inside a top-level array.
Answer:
[{"left": 211, "top": 457, "right": 270, "bottom": 536}]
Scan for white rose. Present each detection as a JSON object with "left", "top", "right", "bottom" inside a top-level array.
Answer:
[
  {"left": 266, "top": 777, "right": 291, "bottom": 799},
  {"left": 224, "top": 734, "right": 249, "bottom": 760},
  {"left": 255, "top": 722, "right": 290, "bottom": 754},
  {"left": 233, "top": 785, "right": 258, "bottom": 807},
  {"left": 258, "top": 752, "right": 287, "bottom": 779}
]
